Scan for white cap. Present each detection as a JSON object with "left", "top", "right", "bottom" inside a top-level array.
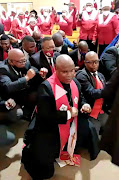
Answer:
[
  {"left": 17, "top": 9, "right": 25, "bottom": 15},
  {"left": 85, "top": 0, "right": 94, "bottom": 6},
  {"left": 11, "top": 8, "right": 16, "bottom": 13},
  {"left": 28, "top": 17, "right": 37, "bottom": 23},
  {"left": 102, "top": 0, "right": 111, "bottom": 8}
]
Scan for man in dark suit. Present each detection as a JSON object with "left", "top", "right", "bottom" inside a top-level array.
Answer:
[
  {"left": 76, "top": 51, "right": 108, "bottom": 136},
  {"left": 30, "top": 37, "right": 60, "bottom": 81},
  {"left": 0, "top": 97, "right": 16, "bottom": 146},
  {"left": 0, "top": 48, "right": 41, "bottom": 120},
  {"left": 52, "top": 32, "right": 69, "bottom": 54},
  {"left": 20, "top": 36, "right": 36, "bottom": 61},
  {"left": 22, "top": 54, "right": 94, "bottom": 180},
  {"left": 32, "top": 31, "right": 43, "bottom": 52},
  {"left": 100, "top": 45, "right": 119, "bottom": 81},
  {"left": 69, "top": 41, "right": 88, "bottom": 71}
]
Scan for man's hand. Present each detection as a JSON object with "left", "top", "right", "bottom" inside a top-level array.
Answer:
[
  {"left": 69, "top": 107, "right": 78, "bottom": 117},
  {"left": 80, "top": 104, "right": 91, "bottom": 113},
  {"left": 92, "top": 41, "right": 96, "bottom": 45},
  {"left": 75, "top": 66, "right": 80, "bottom": 71},
  {"left": 25, "top": 69, "right": 36, "bottom": 81},
  {"left": 5, "top": 98, "right": 16, "bottom": 109},
  {"left": 39, "top": 67, "right": 48, "bottom": 79},
  {"left": 8, "top": 35, "right": 18, "bottom": 43}
]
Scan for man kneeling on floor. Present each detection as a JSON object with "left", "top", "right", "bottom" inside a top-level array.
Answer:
[{"left": 21, "top": 54, "right": 95, "bottom": 180}]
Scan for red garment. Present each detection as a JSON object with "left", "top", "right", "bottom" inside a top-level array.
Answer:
[
  {"left": 55, "top": 15, "right": 73, "bottom": 36},
  {"left": 37, "top": 16, "right": 53, "bottom": 35},
  {"left": 90, "top": 74, "right": 104, "bottom": 119},
  {"left": 93, "top": 13, "right": 119, "bottom": 45},
  {"left": 70, "top": 7, "right": 77, "bottom": 30},
  {"left": 23, "top": 25, "right": 41, "bottom": 38},
  {"left": 3, "top": 45, "right": 13, "bottom": 60},
  {"left": 10, "top": 19, "right": 26, "bottom": 39},
  {"left": 47, "top": 72, "right": 80, "bottom": 165},
  {"left": 77, "top": 10, "right": 98, "bottom": 40},
  {"left": 1, "top": 17, "right": 11, "bottom": 31}
]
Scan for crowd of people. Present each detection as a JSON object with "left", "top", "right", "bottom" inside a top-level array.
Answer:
[{"left": 0, "top": 0, "right": 119, "bottom": 179}]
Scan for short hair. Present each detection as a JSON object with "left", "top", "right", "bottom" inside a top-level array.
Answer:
[
  {"left": 0, "top": 34, "right": 9, "bottom": 40},
  {"left": 41, "top": 37, "right": 53, "bottom": 48},
  {"left": 22, "top": 36, "right": 35, "bottom": 44},
  {"left": 30, "top": 9, "right": 37, "bottom": 16},
  {"left": 42, "top": 37, "right": 53, "bottom": 43}
]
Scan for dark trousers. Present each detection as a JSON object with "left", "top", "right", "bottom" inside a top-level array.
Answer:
[{"left": 98, "top": 44, "right": 109, "bottom": 58}]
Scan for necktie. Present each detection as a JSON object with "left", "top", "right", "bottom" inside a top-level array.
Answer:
[
  {"left": 48, "top": 58, "right": 52, "bottom": 67},
  {"left": 93, "top": 72, "right": 96, "bottom": 78}
]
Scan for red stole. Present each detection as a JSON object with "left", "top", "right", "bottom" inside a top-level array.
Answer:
[
  {"left": 90, "top": 75, "right": 104, "bottom": 119},
  {"left": 47, "top": 73, "right": 80, "bottom": 165}
]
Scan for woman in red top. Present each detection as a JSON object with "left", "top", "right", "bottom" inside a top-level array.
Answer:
[
  {"left": 92, "top": 0, "right": 119, "bottom": 57},
  {"left": 37, "top": 8, "right": 53, "bottom": 35}
]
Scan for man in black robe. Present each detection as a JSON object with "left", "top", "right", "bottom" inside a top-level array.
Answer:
[{"left": 21, "top": 54, "right": 97, "bottom": 180}]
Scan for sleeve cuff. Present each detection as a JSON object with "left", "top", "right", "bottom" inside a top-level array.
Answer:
[{"left": 67, "top": 110, "right": 71, "bottom": 120}]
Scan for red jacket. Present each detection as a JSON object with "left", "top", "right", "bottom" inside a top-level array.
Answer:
[
  {"left": 93, "top": 13, "right": 119, "bottom": 45},
  {"left": 77, "top": 10, "right": 98, "bottom": 40},
  {"left": 10, "top": 19, "right": 26, "bottom": 39},
  {"left": 1, "top": 17, "right": 11, "bottom": 31},
  {"left": 37, "top": 16, "right": 53, "bottom": 35},
  {"left": 55, "top": 15, "right": 73, "bottom": 36}
]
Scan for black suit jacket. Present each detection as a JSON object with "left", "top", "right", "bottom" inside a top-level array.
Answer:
[
  {"left": 100, "top": 46, "right": 119, "bottom": 81},
  {"left": 69, "top": 48, "right": 84, "bottom": 69},
  {"left": 60, "top": 43, "right": 69, "bottom": 55},
  {"left": 29, "top": 50, "right": 60, "bottom": 79},
  {"left": 0, "top": 59, "right": 40, "bottom": 103},
  {"left": 76, "top": 68, "right": 106, "bottom": 108}
]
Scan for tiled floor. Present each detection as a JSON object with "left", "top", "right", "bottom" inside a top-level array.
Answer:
[{"left": 0, "top": 121, "right": 119, "bottom": 180}]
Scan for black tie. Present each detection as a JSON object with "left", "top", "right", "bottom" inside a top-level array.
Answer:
[
  {"left": 93, "top": 72, "right": 97, "bottom": 78},
  {"left": 48, "top": 58, "right": 52, "bottom": 66}
]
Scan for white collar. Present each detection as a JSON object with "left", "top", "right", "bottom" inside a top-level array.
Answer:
[
  {"left": 23, "top": 49, "right": 29, "bottom": 60},
  {"left": 90, "top": 71, "right": 98, "bottom": 76},
  {"left": 99, "top": 12, "right": 114, "bottom": 25},
  {"left": 82, "top": 9, "right": 98, "bottom": 21}
]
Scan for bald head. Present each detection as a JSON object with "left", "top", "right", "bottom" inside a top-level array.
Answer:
[
  {"left": 32, "top": 31, "right": 41, "bottom": 41},
  {"left": 58, "top": 30, "right": 65, "bottom": 39},
  {"left": 52, "top": 33, "right": 63, "bottom": 47},
  {"left": 78, "top": 41, "right": 88, "bottom": 50},
  {"left": 8, "top": 49, "right": 26, "bottom": 68},
  {"left": 8, "top": 48, "right": 24, "bottom": 60},
  {"left": 84, "top": 51, "right": 99, "bottom": 73},
  {"left": 56, "top": 54, "right": 74, "bottom": 68},
  {"left": 56, "top": 54, "right": 75, "bottom": 84}
]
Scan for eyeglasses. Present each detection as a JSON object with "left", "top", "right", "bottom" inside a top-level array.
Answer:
[
  {"left": 10, "top": 59, "right": 26, "bottom": 64},
  {"left": 84, "top": 60, "right": 100, "bottom": 65}
]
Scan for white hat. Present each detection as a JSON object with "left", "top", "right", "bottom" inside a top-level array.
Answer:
[
  {"left": 28, "top": 17, "right": 37, "bottom": 24},
  {"left": 85, "top": 0, "right": 94, "bottom": 5},
  {"left": 102, "top": 0, "right": 111, "bottom": 8},
  {"left": 11, "top": 8, "right": 16, "bottom": 13}
]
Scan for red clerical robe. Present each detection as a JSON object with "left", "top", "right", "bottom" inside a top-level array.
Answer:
[
  {"left": 23, "top": 25, "right": 41, "bottom": 37},
  {"left": 37, "top": 15, "right": 53, "bottom": 35},
  {"left": 55, "top": 15, "right": 73, "bottom": 36},
  {"left": 77, "top": 9, "right": 98, "bottom": 40},
  {"left": 1, "top": 17, "right": 11, "bottom": 31},
  {"left": 10, "top": 18, "right": 26, "bottom": 39},
  {"left": 92, "top": 12, "right": 119, "bottom": 45}
]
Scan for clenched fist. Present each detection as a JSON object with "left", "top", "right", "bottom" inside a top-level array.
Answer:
[{"left": 25, "top": 69, "right": 36, "bottom": 81}]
